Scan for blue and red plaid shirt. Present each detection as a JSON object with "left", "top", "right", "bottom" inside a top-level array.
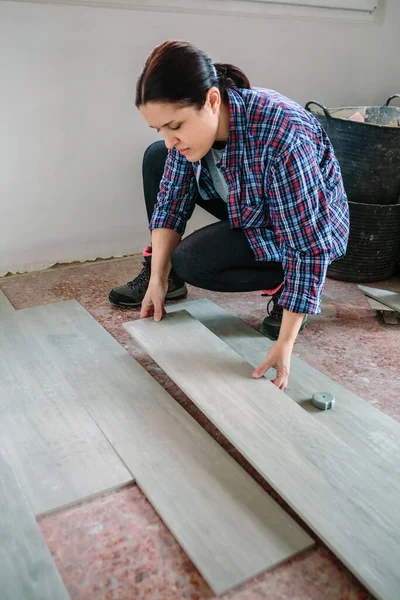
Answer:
[{"left": 150, "top": 87, "right": 349, "bottom": 314}]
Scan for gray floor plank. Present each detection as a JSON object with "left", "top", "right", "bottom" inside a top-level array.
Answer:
[
  {"left": 0, "top": 313, "right": 132, "bottom": 516},
  {"left": 358, "top": 285, "right": 400, "bottom": 312},
  {"left": 126, "top": 310, "right": 400, "bottom": 600},
  {"left": 364, "top": 294, "right": 394, "bottom": 312},
  {"left": 0, "top": 450, "right": 70, "bottom": 600},
  {"left": 0, "top": 289, "right": 14, "bottom": 315},
  {"left": 167, "top": 299, "right": 400, "bottom": 472},
  {"left": 15, "top": 300, "right": 313, "bottom": 595}
]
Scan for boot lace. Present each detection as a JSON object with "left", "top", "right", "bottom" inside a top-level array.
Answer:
[
  {"left": 127, "top": 261, "right": 151, "bottom": 289},
  {"left": 266, "top": 290, "right": 283, "bottom": 320}
]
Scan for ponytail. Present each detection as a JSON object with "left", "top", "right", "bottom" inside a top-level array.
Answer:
[{"left": 214, "top": 63, "right": 251, "bottom": 101}]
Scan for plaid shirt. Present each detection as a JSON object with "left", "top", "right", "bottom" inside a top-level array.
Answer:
[{"left": 150, "top": 87, "right": 349, "bottom": 314}]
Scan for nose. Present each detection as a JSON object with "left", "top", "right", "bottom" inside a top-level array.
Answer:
[{"left": 163, "top": 130, "right": 179, "bottom": 150}]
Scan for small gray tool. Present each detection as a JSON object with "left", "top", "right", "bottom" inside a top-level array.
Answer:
[{"left": 312, "top": 392, "right": 335, "bottom": 410}]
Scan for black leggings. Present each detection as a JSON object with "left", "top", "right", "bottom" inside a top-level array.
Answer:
[{"left": 143, "top": 141, "right": 284, "bottom": 292}]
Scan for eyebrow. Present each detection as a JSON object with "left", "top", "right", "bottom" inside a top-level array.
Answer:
[{"left": 150, "top": 120, "right": 174, "bottom": 130}]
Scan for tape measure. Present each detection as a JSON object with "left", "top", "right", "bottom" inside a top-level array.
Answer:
[{"left": 312, "top": 392, "right": 335, "bottom": 410}]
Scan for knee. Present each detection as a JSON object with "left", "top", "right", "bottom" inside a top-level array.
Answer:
[
  {"left": 142, "top": 141, "right": 168, "bottom": 175},
  {"left": 171, "top": 243, "right": 186, "bottom": 278},
  {"left": 171, "top": 242, "right": 195, "bottom": 283}
]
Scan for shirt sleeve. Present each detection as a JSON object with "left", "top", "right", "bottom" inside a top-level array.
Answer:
[
  {"left": 266, "top": 142, "right": 333, "bottom": 315},
  {"left": 149, "top": 148, "right": 197, "bottom": 236}
]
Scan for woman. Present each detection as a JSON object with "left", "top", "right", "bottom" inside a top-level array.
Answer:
[{"left": 109, "top": 41, "right": 349, "bottom": 389}]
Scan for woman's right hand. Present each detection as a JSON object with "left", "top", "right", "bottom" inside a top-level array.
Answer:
[{"left": 140, "top": 277, "right": 168, "bottom": 321}]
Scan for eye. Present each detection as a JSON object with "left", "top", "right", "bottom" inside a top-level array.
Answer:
[{"left": 170, "top": 124, "right": 181, "bottom": 131}]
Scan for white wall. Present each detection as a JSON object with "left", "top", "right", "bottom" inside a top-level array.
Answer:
[{"left": 0, "top": 0, "right": 399, "bottom": 275}]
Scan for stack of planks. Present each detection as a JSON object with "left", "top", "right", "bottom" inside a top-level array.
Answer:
[{"left": 359, "top": 284, "right": 400, "bottom": 325}]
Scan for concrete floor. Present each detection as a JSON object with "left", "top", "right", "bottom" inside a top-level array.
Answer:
[{"left": 1, "top": 255, "right": 399, "bottom": 600}]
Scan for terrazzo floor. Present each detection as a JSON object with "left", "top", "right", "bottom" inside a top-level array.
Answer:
[{"left": 1, "top": 255, "right": 399, "bottom": 600}]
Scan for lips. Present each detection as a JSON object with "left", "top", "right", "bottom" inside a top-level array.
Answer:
[{"left": 178, "top": 148, "right": 189, "bottom": 155}]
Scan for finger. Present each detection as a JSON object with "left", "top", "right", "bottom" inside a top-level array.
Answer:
[
  {"left": 153, "top": 300, "right": 165, "bottom": 322},
  {"left": 272, "top": 377, "right": 283, "bottom": 389},
  {"left": 140, "top": 306, "right": 152, "bottom": 319},
  {"left": 140, "top": 301, "right": 153, "bottom": 319},
  {"left": 252, "top": 360, "right": 271, "bottom": 379},
  {"left": 272, "top": 375, "right": 288, "bottom": 390}
]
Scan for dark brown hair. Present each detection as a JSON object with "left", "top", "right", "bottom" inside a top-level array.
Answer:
[{"left": 136, "top": 40, "right": 251, "bottom": 108}]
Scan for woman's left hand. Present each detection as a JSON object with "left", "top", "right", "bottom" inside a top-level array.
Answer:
[{"left": 252, "top": 340, "right": 293, "bottom": 390}]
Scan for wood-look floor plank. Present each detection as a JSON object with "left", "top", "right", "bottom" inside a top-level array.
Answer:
[
  {"left": 364, "top": 295, "right": 395, "bottom": 312},
  {"left": 358, "top": 285, "right": 400, "bottom": 312},
  {"left": 0, "top": 289, "right": 14, "bottom": 315},
  {"left": 0, "top": 313, "right": 132, "bottom": 516},
  {"left": 0, "top": 450, "right": 70, "bottom": 600},
  {"left": 126, "top": 310, "right": 400, "bottom": 600},
  {"left": 167, "top": 299, "right": 400, "bottom": 471},
  {"left": 14, "top": 300, "right": 313, "bottom": 595}
]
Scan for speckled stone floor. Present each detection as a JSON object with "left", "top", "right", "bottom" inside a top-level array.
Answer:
[{"left": 1, "top": 256, "right": 399, "bottom": 600}]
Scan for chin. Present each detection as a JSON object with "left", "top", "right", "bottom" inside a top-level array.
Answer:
[
  {"left": 185, "top": 152, "right": 199, "bottom": 163},
  {"left": 189, "top": 149, "right": 208, "bottom": 162}
]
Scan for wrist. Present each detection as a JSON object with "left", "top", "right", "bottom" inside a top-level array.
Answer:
[
  {"left": 278, "top": 309, "right": 306, "bottom": 346},
  {"left": 150, "top": 273, "right": 168, "bottom": 285},
  {"left": 276, "top": 336, "right": 295, "bottom": 351}
]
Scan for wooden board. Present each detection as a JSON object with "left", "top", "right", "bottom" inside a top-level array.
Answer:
[
  {"left": 358, "top": 285, "right": 400, "bottom": 312},
  {"left": 0, "top": 312, "right": 132, "bottom": 516},
  {"left": 12, "top": 300, "right": 313, "bottom": 595},
  {"left": 0, "top": 450, "right": 70, "bottom": 600},
  {"left": 0, "top": 289, "right": 14, "bottom": 315},
  {"left": 364, "top": 294, "right": 395, "bottom": 312},
  {"left": 126, "top": 310, "right": 400, "bottom": 600},
  {"left": 167, "top": 299, "right": 400, "bottom": 472}
]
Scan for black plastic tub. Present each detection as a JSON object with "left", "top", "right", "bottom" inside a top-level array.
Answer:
[{"left": 327, "top": 200, "right": 400, "bottom": 283}]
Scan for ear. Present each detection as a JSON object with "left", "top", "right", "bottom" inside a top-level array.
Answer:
[{"left": 206, "top": 87, "right": 221, "bottom": 113}]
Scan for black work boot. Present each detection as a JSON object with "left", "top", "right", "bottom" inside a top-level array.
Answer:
[
  {"left": 260, "top": 285, "right": 308, "bottom": 340},
  {"left": 108, "top": 246, "right": 187, "bottom": 308}
]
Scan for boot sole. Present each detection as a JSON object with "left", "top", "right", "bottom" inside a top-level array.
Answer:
[
  {"left": 109, "top": 286, "right": 188, "bottom": 309},
  {"left": 260, "top": 316, "right": 308, "bottom": 340},
  {"left": 259, "top": 325, "right": 279, "bottom": 341}
]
